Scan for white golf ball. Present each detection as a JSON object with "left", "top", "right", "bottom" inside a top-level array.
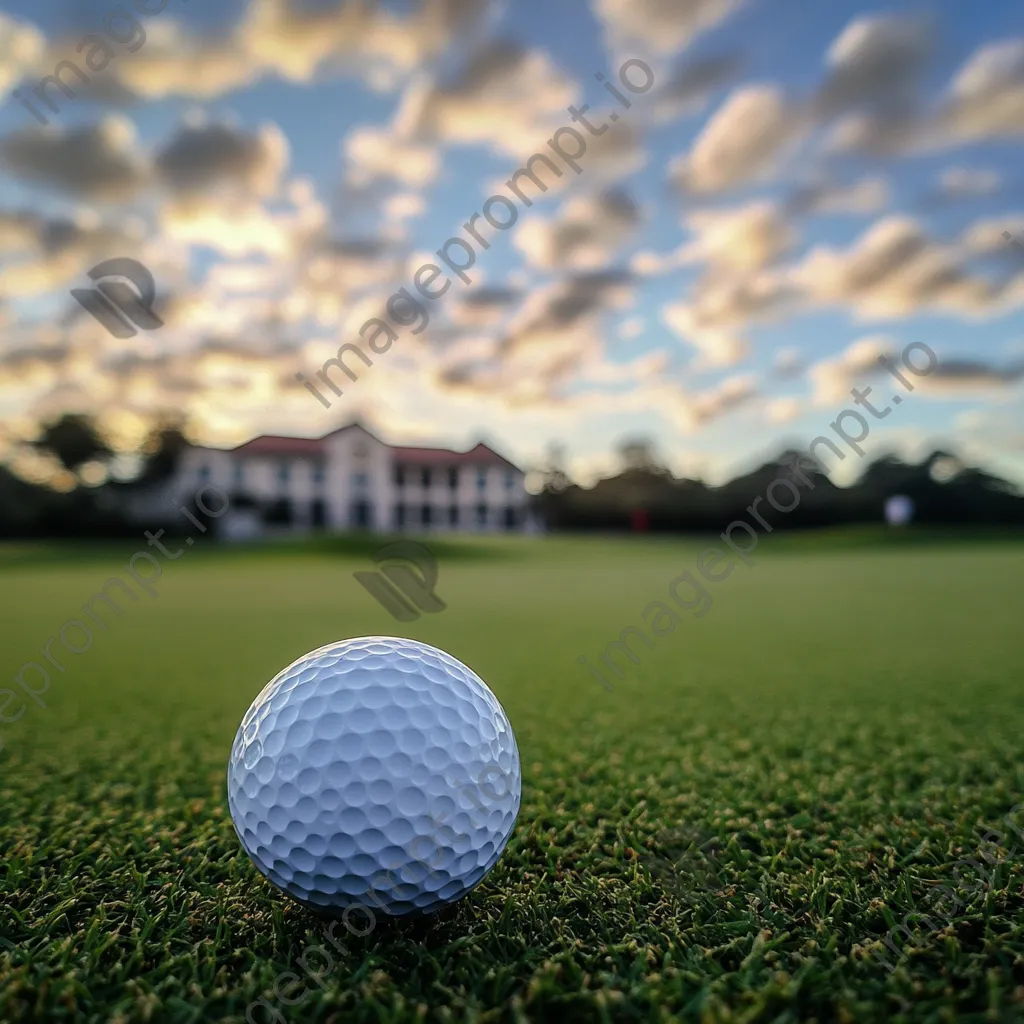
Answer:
[{"left": 226, "top": 636, "right": 521, "bottom": 917}]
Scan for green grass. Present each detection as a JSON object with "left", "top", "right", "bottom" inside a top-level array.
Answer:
[{"left": 1, "top": 531, "right": 1023, "bottom": 1022}]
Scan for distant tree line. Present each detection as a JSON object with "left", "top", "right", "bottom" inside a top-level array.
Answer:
[
  {"left": 0, "top": 413, "right": 188, "bottom": 539},
  {"left": 535, "top": 439, "right": 1024, "bottom": 532},
  {"left": 1, "top": 417, "right": 1022, "bottom": 538}
]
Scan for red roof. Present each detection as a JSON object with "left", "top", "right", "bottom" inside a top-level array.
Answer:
[
  {"left": 391, "top": 443, "right": 518, "bottom": 470},
  {"left": 231, "top": 436, "right": 325, "bottom": 456},
  {"left": 224, "top": 431, "right": 519, "bottom": 471}
]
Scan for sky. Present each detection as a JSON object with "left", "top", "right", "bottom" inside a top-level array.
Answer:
[{"left": 0, "top": 0, "right": 1022, "bottom": 489}]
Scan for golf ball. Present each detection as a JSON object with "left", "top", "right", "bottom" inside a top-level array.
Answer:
[{"left": 227, "top": 636, "right": 521, "bottom": 917}]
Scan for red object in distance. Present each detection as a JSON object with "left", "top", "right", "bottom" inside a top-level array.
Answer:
[{"left": 630, "top": 508, "right": 649, "bottom": 532}]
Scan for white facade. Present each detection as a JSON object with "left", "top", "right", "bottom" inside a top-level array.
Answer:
[{"left": 135, "top": 424, "right": 532, "bottom": 537}]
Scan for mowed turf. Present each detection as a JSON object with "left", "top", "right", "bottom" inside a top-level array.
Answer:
[{"left": 1, "top": 532, "right": 1023, "bottom": 1022}]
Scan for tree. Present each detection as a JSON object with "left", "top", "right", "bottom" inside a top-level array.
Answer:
[
  {"left": 541, "top": 442, "right": 571, "bottom": 493},
  {"left": 33, "top": 413, "right": 112, "bottom": 474},
  {"left": 138, "top": 420, "right": 190, "bottom": 484},
  {"left": 617, "top": 436, "right": 664, "bottom": 473}
]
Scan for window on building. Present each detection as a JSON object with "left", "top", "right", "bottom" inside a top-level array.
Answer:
[
  {"left": 233, "top": 462, "right": 244, "bottom": 486},
  {"left": 394, "top": 466, "right": 405, "bottom": 487},
  {"left": 421, "top": 503, "right": 433, "bottom": 526},
  {"left": 449, "top": 505, "right": 459, "bottom": 526},
  {"left": 448, "top": 467, "right": 459, "bottom": 490},
  {"left": 476, "top": 503, "right": 487, "bottom": 526},
  {"left": 476, "top": 468, "right": 487, "bottom": 491},
  {"left": 277, "top": 462, "right": 290, "bottom": 485},
  {"left": 503, "top": 506, "right": 517, "bottom": 529},
  {"left": 351, "top": 472, "right": 368, "bottom": 489},
  {"left": 264, "top": 498, "right": 293, "bottom": 525},
  {"left": 312, "top": 463, "right": 325, "bottom": 486},
  {"left": 395, "top": 503, "right": 406, "bottom": 527},
  {"left": 421, "top": 468, "right": 432, "bottom": 488},
  {"left": 505, "top": 470, "right": 516, "bottom": 490}
]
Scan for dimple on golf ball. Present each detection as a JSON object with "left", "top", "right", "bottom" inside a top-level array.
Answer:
[{"left": 227, "top": 636, "right": 521, "bottom": 917}]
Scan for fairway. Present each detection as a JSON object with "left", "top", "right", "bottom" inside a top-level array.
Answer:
[{"left": 2, "top": 533, "right": 1024, "bottom": 1021}]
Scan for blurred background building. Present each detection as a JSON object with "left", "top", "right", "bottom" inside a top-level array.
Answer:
[{"left": 126, "top": 422, "right": 531, "bottom": 538}]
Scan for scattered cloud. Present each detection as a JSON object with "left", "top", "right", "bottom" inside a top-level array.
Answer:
[
  {"left": 942, "top": 38, "right": 1024, "bottom": 144},
  {"left": 936, "top": 166, "right": 1002, "bottom": 201},
  {"left": 680, "top": 200, "right": 795, "bottom": 272},
  {"left": 155, "top": 118, "right": 289, "bottom": 199},
  {"left": 794, "top": 215, "right": 1014, "bottom": 320},
  {"left": 0, "top": 117, "right": 148, "bottom": 200},
  {"left": 1, "top": 0, "right": 1022, "bottom": 469},
  {"left": 0, "top": 12, "right": 44, "bottom": 99},
  {"left": 787, "top": 176, "right": 890, "bottom": 216},
  {"left": 593, "top": 0, "right": 742, "bottom": 58},
  {"left": 652, "top": 53, "right": 743, "bottom": 122},
  {"left": 671, "top": 85, "right": 807, "bottom": 194},
  {"left": 514, "top": 189, "right": 641, "bottom": 271},
  {"left": 396, "top": 41, "right": 578, "bottom": 158},
  {"left": 816, "top": 14, "right": 933, "bottom": 117}
]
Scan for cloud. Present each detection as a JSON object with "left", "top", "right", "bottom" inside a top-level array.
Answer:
[
  {"left": 504, "top": 268, "right": 633, "bottom": 348},
  {"left": 237, "top": 0, "right": 488, "bottom": 89},
  {"left": 942, "top": 38, "right": 1024, "bottom": 143},
  {"left": 817, "top": 14, "right": 933, "bottom": 116},
  {"left": 618, "top": 315, "right": 645, "bottom": 340},
  {"left": 918, "top": 358, "right": 1024, "bottom": 394},
  {"left": 0, "top": 13, "right": 45, "bottom": 98},
  {"left": 396, "top": 41, "right": 578, "bottom": 157},
  {"left": 825, "top": 108, "right": 928, "bottom": 158},
  {"left": 652, "top": 53, "right": 743, "bottom": 122},
  {"left": 114, "top": 20, "right": 258, "bottom": 100},
  {"left": 160, "top": 191, "right": 323, "bottom": 259},
  {"left": 288, "top": 236, "right": 402, "bottom": 325},
  {"left": 0, "top": 208, "right": 146, "bottom": 297},
  {"left": 382, "top": 191, "right": 426, "bottom": 226},
  {"left": 809, "top": 335, "right": 894, "bottom": 405},
  {"left": 786, "top": 176, "right": 889, "bottom": 216},
  {"left": 450, "top": 285, "right": 521, "bottom": 328},
  {"left": 688, "top": 372, "right": 756, "bottom": 426},
  {"left": 680, "top": 199, "right": 795, "bottom": 272},
  {"left": 567, "top": 112, "right": 647, "bottom": 182},
  {"left": 514, "top": 189, "right": 641, "bottom": 271},
  {"left": 960, "top": 213, "right": 1024, "bottom": 256},
  {"left": 772, "top": 347, "right": 803, "bottom": 379},
  {"left": 935, "top": 166, "right": 1002, "bottom": 201},
  {"left": 20, "top": 0, "right": 489, "bottom": 111},
  {"left": 663, "top": 266, "right": 794, "bottom": 368},
  {"left": 155, "top": 118, "right": 289, "bottom": 198},
  {"left": 795, "top": 215, "right": 1013, "bottom": 320},
  {"left": 0, "top": 209, "right": 48, "bottom": 254},
  {"left": 436, "top": 270, "right": 634, "bottom": 401},
  {"left": 593, "top": 0, "right": 741, "bottom": 58},
  {"left": 662, "top": 300, "right": 744, "bottom": 367},
  {"left": 343, "top": 124, "right": 440, "bottom": 189},
  {"left": 812, "top": 340, "right": 1024, "bottom": 406},
  {"left": 767, "top": 397, "right": 801, "bottom": 423},
  {"left": 824, "top": 36, "right": 1024, "bottom": 157},
  {"left": 0, "top": 117, "right": 149, "bottom": 200},
  {"left": 671, "top": 85, "right": 806, "bottom": 194}
]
